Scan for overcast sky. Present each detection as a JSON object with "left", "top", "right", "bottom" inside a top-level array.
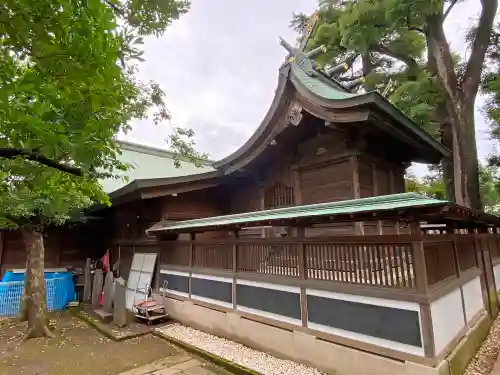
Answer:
[{"left": 121, "top": 0, "right": 493, "bottom": 175}]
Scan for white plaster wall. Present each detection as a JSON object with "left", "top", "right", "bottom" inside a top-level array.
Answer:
[
  {"left": 306, "top": 289, "right": 425, "bottom": 357},
  {"left": 461, "top": 276, "right": 484, "bottom": 323},
  {"left": 494, "top": 264, "right": 500, "bottom": 292},
  {"left": 430, "top": 287, "right": 465, "bottom": 355}
]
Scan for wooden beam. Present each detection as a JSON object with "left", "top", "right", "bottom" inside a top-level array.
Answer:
[
  {"left": 291, "top": 165, "right": 302, "bottom": 205},
  {"left": 350, "top": 156, "right": 364, "bottom": 235},
  {"left": 372, "top": 163, "right": 383, "bottom": 235}
]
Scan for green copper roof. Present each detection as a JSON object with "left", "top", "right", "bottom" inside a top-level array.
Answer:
[
  {"left": 291, "top": 64, "right": 360, "bottom": 100},
  {"left": 289, "top": 63, "right": 449, "bottom": 160},
  {"left": 99, "top": 141, "right": 215, "bottom": 194},
  {"left": 147, "top": 193, "right": 446, "bottom": 233}
]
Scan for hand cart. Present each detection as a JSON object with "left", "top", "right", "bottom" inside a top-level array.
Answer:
[{"left": 132, "top": 284, "right": 169, "bottom": 325}]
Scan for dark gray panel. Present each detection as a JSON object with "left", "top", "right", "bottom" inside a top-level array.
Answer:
[
  {"left": 159, "top": 272, "right": 189, "bottom": 294},
  {"left": 307, "top": 294, "right": 422, "bottom": 347},
  {"left": 236, "top": 284, "right": 301, "bottom": 320},
  {"left": 191, "top": 277, "right": 232, "bottom": 304}
]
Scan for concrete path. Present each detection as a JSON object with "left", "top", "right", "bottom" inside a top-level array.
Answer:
[{"left": 118, "top": 353, "right": 227, "bottom": 375}]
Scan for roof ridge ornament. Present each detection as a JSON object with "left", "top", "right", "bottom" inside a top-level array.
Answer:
[
  {"left": 279, "top": 37, "right": 323, "bottom": 77},
  {"left": 324, "top": 62, "right": 349, "bottom": 77},
  {"left": 279, "top": 11, "right": 363, "bottom": 93}
]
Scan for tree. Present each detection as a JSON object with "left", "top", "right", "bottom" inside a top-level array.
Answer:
[
  {"left": 406, "top": 165, "right": 500, "bottom": 215},
  {"left": 483, "top": 21, "right": 500, "bottom": 165},
  {"left": 292, "top": 0, "right": 499, "bottom": 210},
  {"left": 0, "top": 0, "right": 203, "bottom": 339}
]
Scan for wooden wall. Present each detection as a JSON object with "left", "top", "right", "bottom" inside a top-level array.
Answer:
[
  {"left": 221, "top": 127, "right": 411, "bottom": 238},
  {"left": 357, "top": 155, "right": 406, "bottom": 197},
  {"left": 0, "top": 225, "right": 102, "bottom": 277}
]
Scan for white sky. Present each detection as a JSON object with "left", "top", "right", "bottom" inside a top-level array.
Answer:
[{"left": 121, "top": 0, "right": 494, "bottom": 177}]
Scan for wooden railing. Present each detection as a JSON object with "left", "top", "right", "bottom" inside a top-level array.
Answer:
[
  {"left": 160, "top": 232, "right": 500, "bottom": 297},
  {"left": 161, "top": 236, "right": 420, "bottom": 290},
  {"left": 422, "top": 233, "right": 500, "bottom": 286}
]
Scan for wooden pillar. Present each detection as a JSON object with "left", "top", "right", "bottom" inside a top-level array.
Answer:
[
  {"left": 291, "top": 165, "right": 302, "bottom": 205},
  {"left": 389, "top": 169, "right": 400, "bottom": 234},
  {"left": 419, "top": 303, "right": 436, "bottom": 358},
  {"left": 259, "top": 182, "right": 266, "bottom": 238},
  {"left": 350, "top": 156, "right": 364, "bottom": 235},
  {"left": 189, "top": 232, "right": 195, "bottom": 299},
  {"left": 478, "top": 225, "right": 499, "bottom": 317},
  {"left": 155, "top": 239, "right": 161, "bottom": 291},
  {"left": 295, "top": 226, "right": 308, "bottom": 327},
  {"left": 448, "top": 223, "right": 468, "bottom": 326},
  {"left": 409, "top": 220, "right": 426, "bottom": 290},
  {"left": 232, "top": 230, "right": 239, "bottom": 309},
  {"left": 372, "top": 164, "right": 383, "bottom": 234}
]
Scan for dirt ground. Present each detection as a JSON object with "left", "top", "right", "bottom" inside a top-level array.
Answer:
[{"left": 0, "top": 312, "right": 180, "bottom": 375}]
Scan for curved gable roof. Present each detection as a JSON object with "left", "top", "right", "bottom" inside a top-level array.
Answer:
[{"left": 212, "top": 47, "right": 449, "bottom": 174}]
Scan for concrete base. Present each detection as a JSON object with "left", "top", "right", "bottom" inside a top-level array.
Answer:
[
  {"left": 445, "top": 313, "right": 491, "bottom": 375},
  {"left": 157, "top": 295, "right": 454, "bottom": 375}
]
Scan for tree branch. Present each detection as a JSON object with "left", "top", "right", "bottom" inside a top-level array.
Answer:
[
  {"left": 0, "top": 148, "right": 83, "bottom": 176},
  {"left": 408, "top": 26, "right": 426, "bottom": 34},
  {"left": 371, "top": 43, "right": 419, "bottom": 69},
  {"left": 443, "top": 0, "right": 459, "bottom": 21},
  {"left": 462, "top": 0, "right": 499, "bottom": 101},
  {"left": 103, "top": 0, "right": 126, "bottom": 17},
  {"left": 426, "top": 12, "right": 460, "bottom": 103}
]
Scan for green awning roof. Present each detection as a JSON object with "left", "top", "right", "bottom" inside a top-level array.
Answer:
[{"left": 146, "top": 193, "right": 450, "bottom": 234}]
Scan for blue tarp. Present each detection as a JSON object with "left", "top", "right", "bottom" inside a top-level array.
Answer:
[{"left": 0, "top": 271, "right": 75, "bottom": 314}]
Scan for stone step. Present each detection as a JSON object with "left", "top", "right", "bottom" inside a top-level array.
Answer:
[{"left": 94, "top": 309, "right": 113, "bottom": 323}]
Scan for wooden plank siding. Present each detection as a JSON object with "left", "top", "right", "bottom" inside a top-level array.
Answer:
[{"left": 0, "top": 226, "right": 101, "bottom": 276}]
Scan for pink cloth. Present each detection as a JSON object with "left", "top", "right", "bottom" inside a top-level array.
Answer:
[{"left": 101, "top": 250, "right": 110, "bottom": 273}]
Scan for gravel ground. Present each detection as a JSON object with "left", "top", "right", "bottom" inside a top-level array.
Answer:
[
  {"left": 464, "top": 314, "right": 500, "bottom": 375},
  {"left": 155, "top": 324, "right": 325, "bottom": 375}
]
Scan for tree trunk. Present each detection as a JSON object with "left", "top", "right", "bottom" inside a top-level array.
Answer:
[
  {"left": 437, "top": 104, "right": 455, "bottom": 202},
  {"left": 18, "top": 256, "right": 29, "bottom": 322},
  {"left": 426, "top": 12, "right": 482, "bottom": 209},
  {"left": 448, "top": 100, "right": 482, "bottom": 210},
  {"left": 20, "top": 227, "right": 53, "bottom": 339},
  {"left": 459, "top": 103, "right": 482, "bottom": 209}
]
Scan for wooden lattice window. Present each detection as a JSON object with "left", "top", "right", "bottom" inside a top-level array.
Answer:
[{"left": 265, "top": 183, "right": 295, "bottom": 209}]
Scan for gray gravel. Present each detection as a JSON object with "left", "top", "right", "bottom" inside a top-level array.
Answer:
[
  {"left": 155, "top": 323, "right": 325, "bottom": 375},
  {"left": 464, "top": 314, "right": 500, "bottom": 375}
]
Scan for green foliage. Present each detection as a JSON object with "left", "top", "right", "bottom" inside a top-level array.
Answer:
[
  {"left": 0, "top": 0, "right": 201, "bottom": 229},
  {"left": 406, "top": 165, "right": 500, "bottom": 215},
  {"left": 291, "top": 0, "right": 481, "bottom": 134},
  {"left": 483, "top": 22, "right": 500, "bottom": 161}
]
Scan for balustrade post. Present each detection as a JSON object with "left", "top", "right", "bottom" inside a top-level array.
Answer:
[
  {"left": 412, "top": 240, "right": 428, "bottom": 293},
  {"left": 232, "top": 230, "right": 239, "bottom": 310},
  {"left": 295, "top": 227, "right": 308, "bottom": 327},
  {"left": 189, "top": 232, "right": 195, "bottom": 268},
  {"left": 189, "top": 233, "right": 195, "bottom": 299},
  {"left": 232, "top": 230, "right": 239, "bottom": 273}
]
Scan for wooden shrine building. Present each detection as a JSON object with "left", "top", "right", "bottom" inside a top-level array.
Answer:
[{"left": 1, "top": 36, "right": 500, "bottom": 375}]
